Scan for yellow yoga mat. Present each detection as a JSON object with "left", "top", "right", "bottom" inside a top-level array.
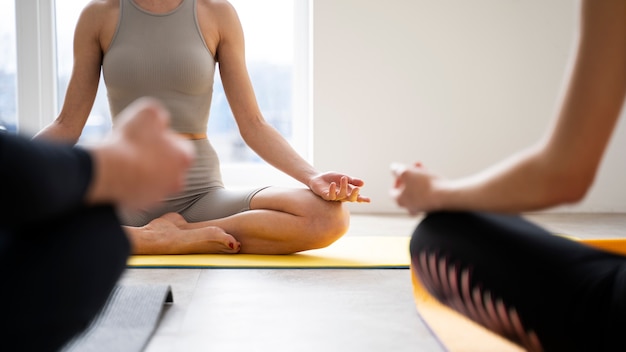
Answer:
[
  {"left": 576, "top": 238, "right": 626, "bottom": 256},
  {"left": 128, "top": 236, "right": 411, "bottom": 268},
  {"left": 411, "top": 266, "right": 525, "bottom": 352},
  {"left": 411, "top": 238, "right": 626, "bottom": 352}
]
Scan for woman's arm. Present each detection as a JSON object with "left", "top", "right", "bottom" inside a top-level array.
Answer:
[
  {"left": 213, "top": 1, "right": 368, "bottom": 202},
  {"left": 34, "top": 1, "right": 110, "bottom": 144},
  {"left": 392, "top": 0, "right": 626, "bottom": 214}
]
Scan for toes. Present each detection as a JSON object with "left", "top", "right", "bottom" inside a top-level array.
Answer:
[
  {"left": 223, "top": 242, "right": 241, "bottom": 254},
  {"left": 140, "top": 220, "right": 241, "bottom": 254},
  {"left": 222, "top": 235, "right": 241, "bottom": 254}
]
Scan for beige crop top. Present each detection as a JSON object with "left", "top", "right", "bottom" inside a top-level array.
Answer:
[{"left": 102, "top": 0, "right": 215, "bottom": 134}]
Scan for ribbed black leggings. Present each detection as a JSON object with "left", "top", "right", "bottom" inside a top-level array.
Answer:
[{"left": 410, "top": 212, "right": 626, "bottom": 352}]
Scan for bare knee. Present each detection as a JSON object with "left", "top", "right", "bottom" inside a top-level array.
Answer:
[
  {"left": 249, "top": 187, "right": 352, "bottom": 253},
  {"left": 303, "top": 200, "right": 350, "bottom": 250}
]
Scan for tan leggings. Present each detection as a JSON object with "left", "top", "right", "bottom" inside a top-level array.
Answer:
[{"left": 118, "top": 185, "right": 268, "bottom": 226}]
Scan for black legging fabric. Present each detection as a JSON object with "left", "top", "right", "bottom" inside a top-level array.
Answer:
[
  {"left": 0, "top": 134, "right": 130, "bottom": 351},
  {"left": 0, "top": 205, "right": 130, "bottom": 352},
  {"left": 410, "top": 212, "right": 626, "bottom": 352}
]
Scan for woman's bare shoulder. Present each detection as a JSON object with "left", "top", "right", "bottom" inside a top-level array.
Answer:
[
  {"left": 198, "top": 0, "right": 239, "bottom": 21},
  {"left": 77, "top": 0, "right": 119, "bottom": 29},
  {"left": 197, "top": 0, "right": 243, "bottom": 42},
  {"left": 199, "top": 0, "right": 234, "bottom": 10},
  {"left": 81, "top": 0, "right": 119, "bottom": 15},
  {"left": 73, "top": 0, "right": 120, "bottom": 51}
]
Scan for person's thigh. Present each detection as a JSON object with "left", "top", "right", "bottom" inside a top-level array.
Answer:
[
  {"left": 0, "top": 205, "right": 129, "bottom": 351},
  {"left": 411, "top": 211, "right": 626, "bottom": 352},
  {"left": 248, "top": 186, "right": 341, "bottom": 215},
  {"left": 183, "top": 186, "right": 339, "bottom": 222},
  {"left": 180, "top": 186, "right": 269, "bottom": 222}
]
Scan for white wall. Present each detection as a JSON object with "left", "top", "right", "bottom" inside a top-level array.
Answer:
[{"left": 312, "top": 0, "right": 626, "bottom": 214}]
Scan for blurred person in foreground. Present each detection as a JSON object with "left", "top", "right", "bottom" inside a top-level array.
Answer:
[{"left": 0, "top": 97, "right": 193, "bottom": 351}]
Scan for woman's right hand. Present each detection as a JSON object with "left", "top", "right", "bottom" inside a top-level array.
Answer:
[{"left": 86, "top": 98, "right": 195, "bottom": 209}]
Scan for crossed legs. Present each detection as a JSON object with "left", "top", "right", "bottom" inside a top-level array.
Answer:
[
  {"left": 410, "top": 211, "right": 626, "bottom": 352},
  {"left": 127, "top": 187, "right": 349, "bottom": 255}
]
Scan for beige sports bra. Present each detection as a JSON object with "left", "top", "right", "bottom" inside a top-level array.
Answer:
[{"left": 102, "top": 0, "right": 216, "bottom": 134}]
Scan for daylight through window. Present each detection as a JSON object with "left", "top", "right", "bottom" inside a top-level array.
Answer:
[
  {"left": 55, "top": 0, "right": 299, "bottom": 164},
  {"left": 0, "top": 0, "right": 17, "bottom": 134}
]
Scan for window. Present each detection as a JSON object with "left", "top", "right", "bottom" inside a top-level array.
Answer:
[
  {"left": 0, "top": 0, "right": 17, "bottom": 134},
  {"left": 54, "top": 0, "right": 308, "bottom": 167},
  {"left": 56, "top": 0, "right": 112, "bottom": 144},
  {"left": 209, "top": 0, "right": 300, "bottom": 164}
]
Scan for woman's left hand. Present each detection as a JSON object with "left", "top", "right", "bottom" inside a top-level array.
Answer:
[
  {"left": 309, "top": 172, "right": 371, "bottom": 203},
  {"left": 390, "top": 162, "right": 442, "bottom": 215}
]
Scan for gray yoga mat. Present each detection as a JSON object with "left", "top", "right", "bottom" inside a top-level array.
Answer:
[{"left": 61, "top": 284, "right": 173, "bottom": 352}]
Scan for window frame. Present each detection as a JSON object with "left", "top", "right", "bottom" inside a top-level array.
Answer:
[
  {"left": 15, "top": 0, "right": 58, "bottom": 136},
  {"left": 15, "top": 0, "right": 311, "bottom": 188}
]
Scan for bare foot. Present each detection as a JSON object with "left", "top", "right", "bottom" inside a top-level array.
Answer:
[
  {"left": 128, "top": 214, "right": 241, "bottom": 255},
  {"left": 159, "top": 212, "right": 197, "bottom": 229}
]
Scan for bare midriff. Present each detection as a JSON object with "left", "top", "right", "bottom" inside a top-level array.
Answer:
[{"left": 178, "top": 132, "right": 207, "bottom": 140}]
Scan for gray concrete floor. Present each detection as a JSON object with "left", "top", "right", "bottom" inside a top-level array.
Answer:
[{"left": 119, "top": 213, "right": 626, "bottom": 352}]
